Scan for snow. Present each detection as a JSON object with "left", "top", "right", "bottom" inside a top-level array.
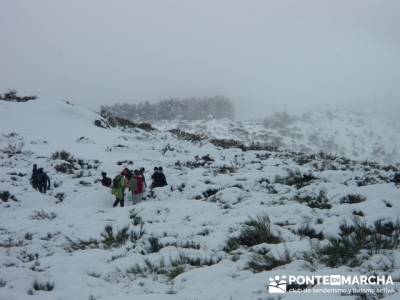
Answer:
[
  {"left": 155, "top": 111, "right": 400, "bottom": 165},
  {"left": 0, "top": 99, "right": 399, "bottom": 299}
]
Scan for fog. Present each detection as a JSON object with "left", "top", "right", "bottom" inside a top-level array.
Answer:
[{"left": 1, "top": 0, "right": 399, "bottom": 119}]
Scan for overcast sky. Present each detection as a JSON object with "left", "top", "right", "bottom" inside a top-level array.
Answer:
[{"left": 1, "top": 0, "right": 399, "bottom": 119}]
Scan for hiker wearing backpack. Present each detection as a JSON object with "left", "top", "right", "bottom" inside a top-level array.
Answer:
[
  {"left": 394, "top": 173, "right": 400, "bottom": 187},
  {"left": 158, "top": 167, "right": 167, "bottom": 187},
  {"left": 37, "top": 168, "right": 51, "bottom": 194},
  {"left": 30, "top": 164, "right": 39, "bottom": 190},
  {"left": 111, "top": 171, "right": 127, "bottom": 207},
  {"left": 129, "top": 170, "right": 145, "bottom": 204},
  {"left": 150, "top": 166, "right": 168, "bottom": 189}
]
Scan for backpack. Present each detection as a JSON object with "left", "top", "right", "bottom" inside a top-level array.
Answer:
[
  {"left": 394, "top": 173, "right": 400, "bottom": 184},
  {"left": 112, "top": 175, "right": 122, "bottom": 189}
]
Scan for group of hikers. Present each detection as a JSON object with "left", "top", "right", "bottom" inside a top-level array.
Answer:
[
  {"left": 30, "top": 164, "right": 51, "bottom": 194},
  {"left": 101, "top": 167, "right": 168, "bottom": 207},
  {"left": 29, "top": 163, "right": 167, "bottom": 207},
  {"left": 30, "top": 161, "right": 399, "bottom": 206}
]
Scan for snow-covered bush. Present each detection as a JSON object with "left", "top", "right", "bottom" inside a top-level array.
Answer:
[
  {"left": 318, "top": 219, "right": 400, "bottom": 267},
  {"left": 248, "top": 247, "right": 292, "bottom": 272},
  {"left": 169, "top": 129, "right": 206, "bottom": 142},
  {"left": 54, "top": 162, "right": 75, "bottom": 174},
  {"left": 51, "top": 150, "right": 73, "bottom": 162},
  {"left": 98, "top": 111, "right": 155, "bottom": 131},
  {"left": 263, "top": 111, "right": 296, "bottom": 129}
]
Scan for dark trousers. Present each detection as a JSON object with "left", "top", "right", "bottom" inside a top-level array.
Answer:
[
  {"left": 113, "top": 195, "right": 124, "bottom": 207},
  {"left": 38, "top": 185, "right": 47, "bottom": 194}
]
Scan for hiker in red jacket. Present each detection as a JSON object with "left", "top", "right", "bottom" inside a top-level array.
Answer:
[{"left": 129, "top": 170, "right": 145, "bottom": 204}]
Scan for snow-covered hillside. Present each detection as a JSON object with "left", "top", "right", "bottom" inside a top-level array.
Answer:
[
  {"left": 155, "top": 111, "right": 400, "bottom": 165},
  {"left": 0, "top": 99, "right": 399, "bottom": 300}
]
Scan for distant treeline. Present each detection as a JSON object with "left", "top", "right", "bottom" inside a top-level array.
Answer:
[{"left": 101, "top": 96, "right": 235, "bottom": 121}]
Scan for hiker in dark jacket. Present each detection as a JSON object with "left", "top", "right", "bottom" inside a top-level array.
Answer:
[
  {"left": 158, "top": 167, "right": 167, "bottom": 187},
  {"left": 394, "top": 173, "right": 400, "bottom": 187},
  {"left": 101, "top": 172, "right": 112, "bottom": 188},
  {"left": 31, "top": 164, "right": 39, "bottom": 190},
  {"left": 151, "top": 167, "right": 168, "bottom": 189},
  {"left": 37, "top": 168, "right": 51, "bottom": 194}
]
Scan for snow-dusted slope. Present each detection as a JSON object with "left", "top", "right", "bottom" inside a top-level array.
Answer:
[
  {"left": 0, "top": 99, "right": 399, "bottom": 300},
  {"left": 155, "top": 111, "right": 400, "bottom": 164}
]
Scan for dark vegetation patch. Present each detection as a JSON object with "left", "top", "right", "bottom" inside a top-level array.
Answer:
[
  {"left": 203, "top": 189, "right": 219, "bottom": 200},
  {"left": 274, "top": 170, "right": 317, "bottom": 189},
  {"left": 65, "top": 223, "right": 145, "bottom": 252},
  {"left": 258, "top": 178, "right": 278, "bottom": 194},
  {"left": 224, "top": 215, "right": 281, "bottom": 252},
  {"left": 0, "top": 191, "right": 18, "bottom": 202},
  {"left": 315, "top": 219, "right": 400, "bottom": 267},
  {"left": 147, "top": 237, "right": 163, "bottom": 253},
  {"left": 126, "top": 253, "right": 221, "bottom": 281},
  {"left": 340, "top": 194, "right": 367, "bottom": 204},
  {"left": 30, "top": 210, "right": 57, "bottom": 220},
  {"left": 32, "top": 280, "right": 54, "bottom": 291},
  {"left": 101, "top": 224, "right": 130, "bottom": 249},
  {"left": 169, "top": 129, "right": 206, "bottom": 142},
  {"left": 0, "top": 278, "right": 6, "bottom": 288},
  {"left": 294, "top": 191, "right": 332, "bottom": 209},
  {"left": 54, "top": 162, "right": 76, "bottom": 174},
  {"left": 95, "top": 111, "right": 155, "bottom": 131},
  {"left": 51, "top": 150, "right": 74, "bottom": 162},
  {"left": 353, "top": 210, "right": 365, "bottom": 217},
  {"left": 213, "top": 165, "right": 237, "bottom": 175},
  {"left": 175, "top": 155, "right": 214, "bottom": 169},
  {"left": 295, "top": 223, "right": 324, "bottom": 240},
  {"left": 51, "top": 151, "right": 100, "bottom": 174},
  {"left": 209, "top": 139, "right": 277, "bottom": 152},
  {"left": 54, "top": 192, "right": 65, "bottom": 203},
  {"left": 0, "top": 89, "right": 37, "bottom": 102}
]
